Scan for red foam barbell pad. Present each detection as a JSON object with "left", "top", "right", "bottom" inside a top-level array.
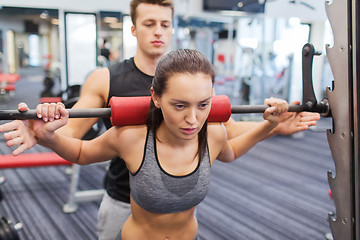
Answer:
[
  {"left": 208, "top": 95, "right": 231, "bottom": 122},
  {"left": 109, "top": 95, "right": 231, "bottom": 126},
  {"left": 109, "top": 96, "right": 151, "bottom": 126},
  {"left": 0, "top": 152, "right": 72, "bottom": 168}
]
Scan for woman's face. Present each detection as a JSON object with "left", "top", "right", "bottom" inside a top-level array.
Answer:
[{"left": 152, "top": 72, "right": 213, "bottom": 141}]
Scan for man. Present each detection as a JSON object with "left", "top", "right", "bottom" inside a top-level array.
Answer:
[
  {"left": 9, "top": 0, "right": 320, "bottom": 239},
  {"left": 69, "top": 1, "right": 174, "bottom": 239}
]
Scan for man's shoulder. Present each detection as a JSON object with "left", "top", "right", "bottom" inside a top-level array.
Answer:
[{"left": 108, "top": 58, "right": 135, "bottom": 75}]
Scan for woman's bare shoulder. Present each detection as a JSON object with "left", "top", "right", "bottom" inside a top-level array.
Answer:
[
  {"left": 208, "top": 122, "right": 227, "bottom": 136},
  {"left": 115, "top": 125, "right": 148, "bottom": 144},
  {"left": 207, "top": 123, "right": 228, "bottom": 163},
  {"left": 207, "top": 123, "right": 227, "bottom": 144}
]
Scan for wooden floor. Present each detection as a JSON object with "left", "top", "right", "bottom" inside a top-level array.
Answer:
[{"left": 0, "top": 67, "right": 335, "bottom": 239}]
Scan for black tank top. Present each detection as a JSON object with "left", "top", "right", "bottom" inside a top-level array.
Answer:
[{"left": 103, "top": 58, "right": 153, "bottom": 203}]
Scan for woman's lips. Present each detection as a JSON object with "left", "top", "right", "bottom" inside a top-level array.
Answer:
[{"left": 181, "top": 128, "right": 197, "bottom": 135}]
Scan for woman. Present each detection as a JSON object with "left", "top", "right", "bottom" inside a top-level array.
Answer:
[{"left": 0, "top": 49, "right": 288, "bottom": 240}]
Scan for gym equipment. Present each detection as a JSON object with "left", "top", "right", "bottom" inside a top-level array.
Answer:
[
  {"left": 0, "top": 74, "right": 20, "bottom": 97},
  {"left": 61, "top": 96, "right": 104, "bottom": 213},
  {"left": 324, "top": 0, "right": 360, "bottom": 239},
  {"left": 0, "top": 216, "right": 22, "bottom": 240},
  {"left": 63, "top": 163, "right": 105, "bottom": 214},
  {"left": 0, "top": 93, "right": 330, "bottom": 125},
  {"left": 0, "top": 177, "right": 6, "bottom": 202},
  {"left": 0, "top": 152, "right": 72, "bottom": 168},
  {"left": 0, "top": 72, "right": 21, "bottom": 97},
  {"left": 0, "top": 182, "right": 22, "bottom": 240},
  {"left": 0, "top": 42, "right": 331, "bottom": 125}
]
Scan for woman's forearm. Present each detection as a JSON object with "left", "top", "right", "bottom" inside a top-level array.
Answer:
[
  {"left": 224, "top": 118, "right": 277, "bottom": 141},
  {"left": 38, "top": 133, "right": 84, "bottom": 165},
  {"left": 229, "top": 120, "right": 277, "bottom": 159}
]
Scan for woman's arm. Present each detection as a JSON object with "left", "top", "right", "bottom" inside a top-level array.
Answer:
[
  {"left": 35, "top": 104, "right": 120, "bottom": 165},
  {"left": 0, "top": 68, "right": 111, "bottom": 156},
  {"left": 216, "top": 120, "right": 277, "bottom": 163},
  {"left": 216, "top": 97, "right": 288, "bottom": 163},
  {"left": 0, "top": 102, "right": 119, "bottom": 164},
  {"left": 223, "top": 101, "right": 320, "bottom": 140},
  {"left": 42, "top": 126, "right": 119, "bottom": 165}
]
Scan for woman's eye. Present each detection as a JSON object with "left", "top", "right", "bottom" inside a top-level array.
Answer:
[
  {"left": 199, "top": 103, "right": 209, "bottom": 109},
  {"left": 175, "top": 104, "right": 185, "bottom": 109}
]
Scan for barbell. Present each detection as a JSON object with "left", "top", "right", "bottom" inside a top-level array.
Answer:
[{"left": 0, "top": 95, "right": 330, "bottom": 126}]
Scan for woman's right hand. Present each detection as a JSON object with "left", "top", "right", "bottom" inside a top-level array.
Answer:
[
  {"left": 0, "top": 102, "right": 69, "bottom": 156},
  {"left": 34, "top": 102, "right": 69, "bottom": 140}
]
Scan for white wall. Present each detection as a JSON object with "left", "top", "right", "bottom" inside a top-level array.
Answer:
[
  {"left": 0, "top": 0, "right": 328, "bottom": 21},
  {"left": 174, "top": 0, "right": 327, "bottom": 22},
  {"left": 0, "top": 0, "right": 131, "bottom": 13},
  {"left": 0, "top": 0, "right": 330, "bottom": 100},
  {"left": 265, "top": 0, "right": 327, "bottom": 22}
]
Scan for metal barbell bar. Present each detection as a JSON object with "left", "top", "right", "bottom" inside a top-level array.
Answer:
[{"left": 0, "top": 95, "right": 330, "bottom": 126}]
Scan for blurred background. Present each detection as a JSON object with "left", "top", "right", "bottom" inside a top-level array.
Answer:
[
  {"left": 0, "top": 0, "right": 333, "bottom": 111},
  {"left": 0, "top": 1, "right": 337, "bottom": 239}
]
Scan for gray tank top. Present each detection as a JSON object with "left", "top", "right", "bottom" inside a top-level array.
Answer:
[{"left": 129, "top": 129, "right": 211, "bottom": 214}]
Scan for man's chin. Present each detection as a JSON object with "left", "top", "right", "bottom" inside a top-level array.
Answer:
[{"left": 150, "top": 48, "right": 168, "bottom": 57}]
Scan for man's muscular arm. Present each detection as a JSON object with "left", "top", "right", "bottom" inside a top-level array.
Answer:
[{"left": 57, "top": 67, "right": 110, "bottom": 138}]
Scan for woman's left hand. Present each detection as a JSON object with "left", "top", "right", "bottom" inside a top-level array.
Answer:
[{"left": 263, "top": 97, "right": 289, "bottom": 124}]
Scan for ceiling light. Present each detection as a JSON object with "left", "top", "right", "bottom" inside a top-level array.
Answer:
[
  {"left": 104, "top": 17, "right": 118, "bottom": 23},
  {"left": 109, "top": 22, "right": 123, "bottom": 29},
  {"left": 51, "top": 18, "right": 59, "bottom": 25}
]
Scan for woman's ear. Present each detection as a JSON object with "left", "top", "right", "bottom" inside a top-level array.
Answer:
[{"left": 150, "top": 88, "right": 160, "bottom": 108}]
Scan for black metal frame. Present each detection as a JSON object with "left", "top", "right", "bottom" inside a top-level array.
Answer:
[{"left": 326, "top": 0, "right": 360, "bottom": 239}]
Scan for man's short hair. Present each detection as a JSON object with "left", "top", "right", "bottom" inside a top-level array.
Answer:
[{"left": 130, "top": 0, "right": 174, "bottom": 25}]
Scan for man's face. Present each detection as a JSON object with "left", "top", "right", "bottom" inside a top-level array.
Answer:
[{"left": 132, "top": 3, "right": 173, "bottom": 58}]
